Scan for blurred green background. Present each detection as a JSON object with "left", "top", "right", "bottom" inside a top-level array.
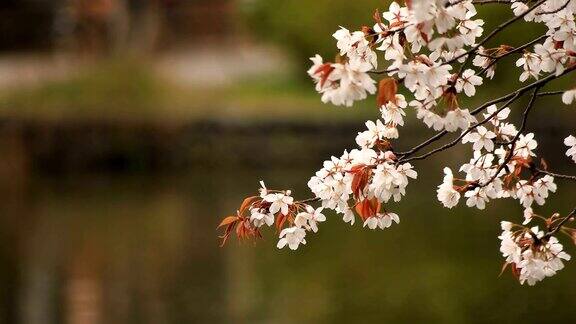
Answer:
[{"left": 0, "top": 0, "right": 574, "bottom": 323}]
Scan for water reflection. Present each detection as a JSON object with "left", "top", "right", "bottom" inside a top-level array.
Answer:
[{"left": 3, "top": 168, "right": 576, "bottom": 323}]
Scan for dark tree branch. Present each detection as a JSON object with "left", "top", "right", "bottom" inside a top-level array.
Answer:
[
  {"left": 399, "top": 93, "right": 522, "bottom": 163},
  {"left": 477, "top": 34, "right": 548, "bottom": 76},
  {"left": 536, "top": 0, "right": 571, "bottom": 15},
  {"left": 397, "top": 65, "right": 576, "bottom": 161},
  {"left": 479, "top": 88, "right": 540, "bottom": 188},
  {"left": 537, "top": 90, "right": 566, "bottom": 97},
  {"left": 447, "top": 0, "right": 546, "bottom": 73}
]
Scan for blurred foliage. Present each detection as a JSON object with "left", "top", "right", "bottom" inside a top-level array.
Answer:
[
  {"left": 0, "top": 58, "right": 377, "bottom": 123},
  {"left": 0, "top": 58, "right": 165, "bottom": 122},
  {"left": 241, "top": 0, "right": 384, "bottom": 67}
]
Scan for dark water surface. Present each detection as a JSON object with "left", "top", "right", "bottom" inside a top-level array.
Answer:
[{"left": 0, "top": 164, "right": 575, "bottom": 324}]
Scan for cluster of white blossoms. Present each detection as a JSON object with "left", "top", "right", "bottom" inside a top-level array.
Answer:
[
  {"left": 307, "top": 146, "right": 417, "bottom": 229},
  {"left": 512, "top": 0, "right": 576, "bottom": 81},
  {"left": 437, "top": 103, "right": 558, "bottom": 212},
  {"left": 307, "top": 54, "right": 377, "bottom": 107},
  {"left": 309, "top": 0, "right": 487, "bottom": 132},
  {"left": 253, "top": 182, "right": 327, "bottom": 250},
  {"left": 307, "top": 25, "right": 381, "bottom": 108},
  {"left": 222, "top": 0, "right": 576, "bottom": 286},
  {"left": 499, "top": 221, "right": 571, "bottom": 286}
]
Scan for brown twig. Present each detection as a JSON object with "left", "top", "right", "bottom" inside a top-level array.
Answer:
[
  {"left": 544, "top": 208, "right": 576, "bottom": 239},
  {"left": 477, "top": 34, "right": 548, "bottom": 76},
  {"left": 535, "top": 169, "right": 576, "bottom": 181}
]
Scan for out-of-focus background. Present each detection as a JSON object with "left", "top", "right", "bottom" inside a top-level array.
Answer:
[{"left": 0, "top": 0, "right": 575, "bottom": 323}]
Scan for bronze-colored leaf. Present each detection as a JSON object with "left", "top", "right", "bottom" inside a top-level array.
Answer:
[
  {"left": 377, "top": 78, "right": 398, "bottom": 107},
  {"left": 217, "top": 216, "right": 238, "bottom": 228},
  {"left": 239, "top": 196, "right": 259, "bottom": 214}
]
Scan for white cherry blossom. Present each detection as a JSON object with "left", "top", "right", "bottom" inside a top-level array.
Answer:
[
  {"left": 263, "top": 191, "right": 294, "bottom": 216},
  {"left": 250, "top": 208, "right": 274, "bottom": 228},
  {"left": 456, "top": 69, "right": 483, "bottom": 97},
  {"left": 462, "top": 126, "right": 497, "bottom": 152},
  {"left": 294, "top": 206, "right": 326, "bottom": 233},
  {"left": 437, "top": 168, "right": 461, "bottom": 208},
  {"left": 277, "top": 227, "right": 307, "bottom": 250}
]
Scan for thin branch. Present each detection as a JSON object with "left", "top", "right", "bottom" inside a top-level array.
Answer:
[
  {"left": 478, "top": 34, "right": 548, "bottom": 76},
  {"left": 535, "top": 169, "right": 576, "bottom": 181},
  {"left": 544, "top": 208, "right": 576, "bottom": 239},
  {"left": 449, "top": 0, "right": 514, "bottom": 7},
  {"left": 299, "top": 197, "right": 321, "bottom": 204},
  {"left": 537, "top": 90, "right": 565, "bottom": 97},
  {"left": 399, "top": 92, "right": 522, "bottom": 163},
  {"left": 480, "top": 88, "right": 540, "bottom": 188},
  {"left": 536, "top": 0, "right": 570, "bottom": 15},
  {"left": 472, "top": 0, "right": 515, "bottom": 4}
]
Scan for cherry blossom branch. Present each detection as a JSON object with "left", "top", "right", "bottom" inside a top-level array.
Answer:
[
  {"left": 477, "top": 34, "right": 549, "bottom": 75},
  {"left": 399, "top": 93, "right": 523, "bottom": 163},
  {"left": 536, "top": 0, "right": 571, "bottom": 15},
  {"left": 397, "top": 65, "right": 576, "bottom": 161},
  {"left": 479, "top": 88, "right": 540, "bottom": 187},
  {"left": 372, "top": 0, "right": 545, "bottom": 76},
  {"left": 449, "top": 0, "right": 515, "bottom": 7},
  {"left": 225, "top": 0, "right": 576, "bottom": 287},
  {"left": 472, "top": 0, "right": 515, "bottom": 4},
  {"left": 299, "top": 197, "right": 321, "bottom": 204},
  {"left": 396, "top": 91, "right": 524, "bottom": 157},
  {"left": 536, "top": 90, "right": 566, "bottom": 97},
  {"left": 449, "top": 0, "right": 547, "bottom": 73}
]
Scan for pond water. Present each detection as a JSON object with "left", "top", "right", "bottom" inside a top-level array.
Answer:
[{"left": 1, "top": 164, "right": 574, "bottom": 324}]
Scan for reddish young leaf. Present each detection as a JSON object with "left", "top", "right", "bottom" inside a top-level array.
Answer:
[
  {"left": 377, "top": 78, "right": 398, "bottom": 107},
  {"left": 355, "top": 198, "right": 380, "bottom": 221},
  {"left": 419, "top": 26, "right": 429, "bottom": 43},
  {"left": 236, "top": 221, "right": 245, "bottom": 237},
  {"left": 390, "top": 21, "right": 404, "bottom": 28},
  {"left": 276, "top": 213, "right": 287, "bottom": 232},
  {"left": 351, "top": 166, "right": 372, "bottom": 200},
  {"left": 218, "top": 216, "right": 239, "bottom": 228},
  {"left": 239, "top": 196, "right": 259, "bottom": 214},
  {"left": 219, "top": 223, "right": 236, "bottom": 247}
]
